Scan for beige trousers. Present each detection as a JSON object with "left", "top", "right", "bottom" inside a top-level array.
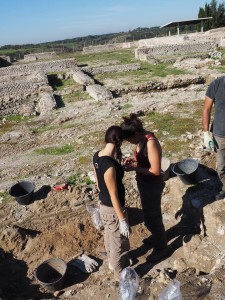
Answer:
[{"left": 99, "top": 204, "right": 130, "bottom": 279}]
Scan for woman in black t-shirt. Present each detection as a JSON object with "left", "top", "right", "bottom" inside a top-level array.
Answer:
[{"left": 93, "top": 126, "right": 130, "bottom": 281}]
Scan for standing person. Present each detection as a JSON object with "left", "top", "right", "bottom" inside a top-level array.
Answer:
[
  {"left": 120, "top": 113, "right": 169, "bottom": 262},
  {"left": 203, "top": 76, "right": 225, "bottom": 200},
  {"left": 93, "top": 126, "right": 130, "bottom": 281}
]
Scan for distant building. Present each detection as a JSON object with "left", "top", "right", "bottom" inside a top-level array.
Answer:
[{"left": 160, "top": 17, "right": 213, "bottom": 36}]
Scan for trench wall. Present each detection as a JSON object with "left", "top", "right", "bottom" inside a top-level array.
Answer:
[
  {"left": 82, "top": 41, "right": 138, "bottom": 54},
  {"left": 0, "top": 58, "right": 76, "bottom": 76},
  {"left": 135, "top": 41, "right": 217, "bottom": 59},
  {"left": 0, "top": 58, "right": 76, "bottom": 98},
  {"left": 0, "top": 73, "right": 49, "bottom": 98},
  {"left": 81, "top": 63, "right": 140, "bottom": 75},
  {"left": 0, "top": 58, "right": 76, "bottom": 116},
  {"left": 23, "top": 52, "right": 56, "bottom": 62}
]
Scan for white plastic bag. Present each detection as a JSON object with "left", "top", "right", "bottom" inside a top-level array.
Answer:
[
  {"left": 158, "top": 279, "right": 182, "bottom": 300},
  {"left": 86, "top": 203, "right": 104, "bottom": 230},
  {"left": 119, "top": 267, "right": 139, "bottom": 300}
]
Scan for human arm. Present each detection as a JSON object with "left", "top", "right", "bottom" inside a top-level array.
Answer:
[
  {"left": 92, "top": 164, "right": 100, "bottom": 192},
  {"left": 123, "top": 139, "right": 161, "bottom": 176},
  {"left": 104, "top": 166, "right": 130, "bottom": 238},
  {"left": 202, "top": 96, "right": 214, "bottom": 149},
  {"left": 104, "top": 166, "right": 126, "bottom": 220},
  {"left": 202, "top": 96, "right": 213, "bottom": 132}
]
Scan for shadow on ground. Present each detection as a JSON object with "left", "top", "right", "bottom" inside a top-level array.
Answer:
[
  {"left": 130, "top": 163, "right": 221, "bottom": 277},
  {"left": 33, "top": 185, "right": 52, "bottom": 202},
  {"left": 0, "top": 248, "right": 52, "bottom": 299}
]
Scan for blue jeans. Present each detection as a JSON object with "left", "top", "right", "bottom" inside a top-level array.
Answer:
[{"left": 137, "top": 179, "right": 167, "bottom": 250}]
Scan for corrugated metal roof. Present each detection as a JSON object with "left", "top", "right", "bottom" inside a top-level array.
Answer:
[{"left": 160, "top": 17, "right": 213, "bottom": 28}]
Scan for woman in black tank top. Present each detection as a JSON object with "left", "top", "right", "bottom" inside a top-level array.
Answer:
[{"left": 120, "top": 114, "right": 169, "bottom": 263}]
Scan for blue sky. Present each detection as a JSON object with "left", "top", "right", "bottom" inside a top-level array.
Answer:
[{"left": 0, "top": 0, "right": 219, "bottom": 46}]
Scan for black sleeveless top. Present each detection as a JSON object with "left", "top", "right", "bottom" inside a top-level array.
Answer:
[{"left": 93, "top": 151, "right": 125, "bottom": 207}]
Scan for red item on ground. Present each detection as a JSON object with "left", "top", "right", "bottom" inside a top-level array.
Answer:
[{"left": 52, "top": 183, "right": 69, "bottom": 191}]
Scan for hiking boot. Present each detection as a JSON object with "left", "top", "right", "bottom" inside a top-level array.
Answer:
[
  {"left": 215, "top": 190, "right": 225, "bottom": 200},
  {"left": 146, "top": 246, "right": 171, "bottom": 263}
]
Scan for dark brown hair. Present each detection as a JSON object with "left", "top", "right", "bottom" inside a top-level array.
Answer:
[
  {"left": 105, "top": 126, "right": 123, "bottom": 162},
  {"left": 120, "top": 113, "right": 144, "bottom": 139}
]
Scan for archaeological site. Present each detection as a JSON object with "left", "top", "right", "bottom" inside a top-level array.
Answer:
[{"left": 1, "top": 27, "right": 225, "bottom": 299}]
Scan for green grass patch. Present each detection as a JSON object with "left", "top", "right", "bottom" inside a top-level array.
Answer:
[
  {"left": 122, "top": 103, "right": 133, "bottom": 110},
  {"left": 78, "top": 155, "right": 91, "bottom": 165},
  {"left": 141, "top": 99, "right": 203, "bottom": 157},
  {"left": 30, "top": 125, "right": 57, "bottom": 134},
  {"left": 75, "top": 49, "right": 135, "bottom": 66},
  {"left": 54, "top": 78, "right": 77, "bottom": 91},
  {"left": 62, "top": 91, "right": 89, "bottom": 102},
  {"left": 30, "top": 122, "right": 79, "bottom": 134},
  {"left": 95, "top": 62, "right": 188, "bottom": 86},
  {"left": 0, "top": 115, "right": 32, "bottom": 122},
  {"left": 162, "top": 139, "right": 189, "bottom": 157},
  {"left": 0, "top": 115, "right": 34, "bottom": 134},
  {"left": 209, "top": 65, "right": 225, "bottom": 73},
  {"left": 66, "top": 171, "right": 94, "bottom": 186},
  {"left": 35, "top": 144, "right": 74, "bottom": 155},
  {"left": 140, "top": 62, "right": 188, "bottom": 78},
  {"left": 145, "top": 111, "right": 194, "bottom": 136},
  {"left": 0, "top": 192, "right": 11, "bottom": 203}
]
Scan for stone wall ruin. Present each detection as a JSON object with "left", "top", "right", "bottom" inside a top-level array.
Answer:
[
  {"left": 135, "top": 41, "right": 217, "bottom": 60},
  {"left": 2, "top": 28, "right": 224, "bottom": 116},
  {"left": 81, "top": 63, "right": 140, "bottom": 75},
  {"left": 23, "top": 52, "right": 56, "bottom": 62},
  {"left": 82, "top": 41, "right": 138, "bottom": 54},
  {"left": 0, "top": 58, "right": 76, "bottom": 116}
]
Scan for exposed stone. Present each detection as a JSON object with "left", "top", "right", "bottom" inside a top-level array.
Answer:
[
  {"left": 36, "top": 92, "right": 57, "bottom": 115},
  {"left": 183, "top": 235, "right": 219, "bottom": 273},
  {"left": 24, "top": 52, "right": 56, "bottom": 62},
  {"left": 72, "top": 69, "right": 94, "bottom": 86},
  {"left": 86, "top": 84, "right": 113, "bottom": 101},
  {"left": 82, "top": 63, "right": 141, "bottom": 75}
]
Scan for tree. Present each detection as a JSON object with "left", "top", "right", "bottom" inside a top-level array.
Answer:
[
  {"left": 198, "top": 0, "right": 225, "bottom": 30},
  {"left": 217, "top": 2, "right": 225, "bottom": 27}
]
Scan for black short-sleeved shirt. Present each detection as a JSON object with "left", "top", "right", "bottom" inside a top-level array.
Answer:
[
  {"left": 206, "top": 76, "right": 225, "bottom": 137},
  {"left": 93, "top": 151, "right": 125, "bottom": 207}
]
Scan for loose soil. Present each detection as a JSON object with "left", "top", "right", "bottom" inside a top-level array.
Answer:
[{"left": 0, "top": 53, "right": 225, "bottom": 299}]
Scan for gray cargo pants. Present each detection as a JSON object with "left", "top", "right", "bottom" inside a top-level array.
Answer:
[
  {"left": 99, "top": 204, "right": 130, "bottom": 279},
  {"left": 214, "top": 135, "right": 225, "bottom": 191}
]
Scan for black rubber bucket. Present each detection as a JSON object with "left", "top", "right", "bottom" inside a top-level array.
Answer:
[
  {"left": 9, "top": 180, "right": 35, "bottom": 205},
  {"left": 172, "top": 158, "right": 199, "bottom": 185},
  {"left": 35, "top": 258, "right": 67, "bottom": 292}
]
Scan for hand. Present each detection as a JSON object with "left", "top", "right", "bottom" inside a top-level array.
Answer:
[
  {"left": 122, "top": 157, "right": 136, "bottom": 165},
  {"left": 119, "top": 219, "right": 130, "bottom": 238},
  {"left": 123, "top": 164, "right": 136, "bottom": 172},
  {"left": 203, "top": 131, "right": 214, "bottom": 150}
]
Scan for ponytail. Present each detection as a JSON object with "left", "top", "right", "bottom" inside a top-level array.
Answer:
[{"left": 105, "top": 126, "right": 123, "bottom": 162}]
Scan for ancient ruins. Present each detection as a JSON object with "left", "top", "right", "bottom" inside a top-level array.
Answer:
[{"left": 1, "top": 28, "right": 225, "bottom": 299}]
